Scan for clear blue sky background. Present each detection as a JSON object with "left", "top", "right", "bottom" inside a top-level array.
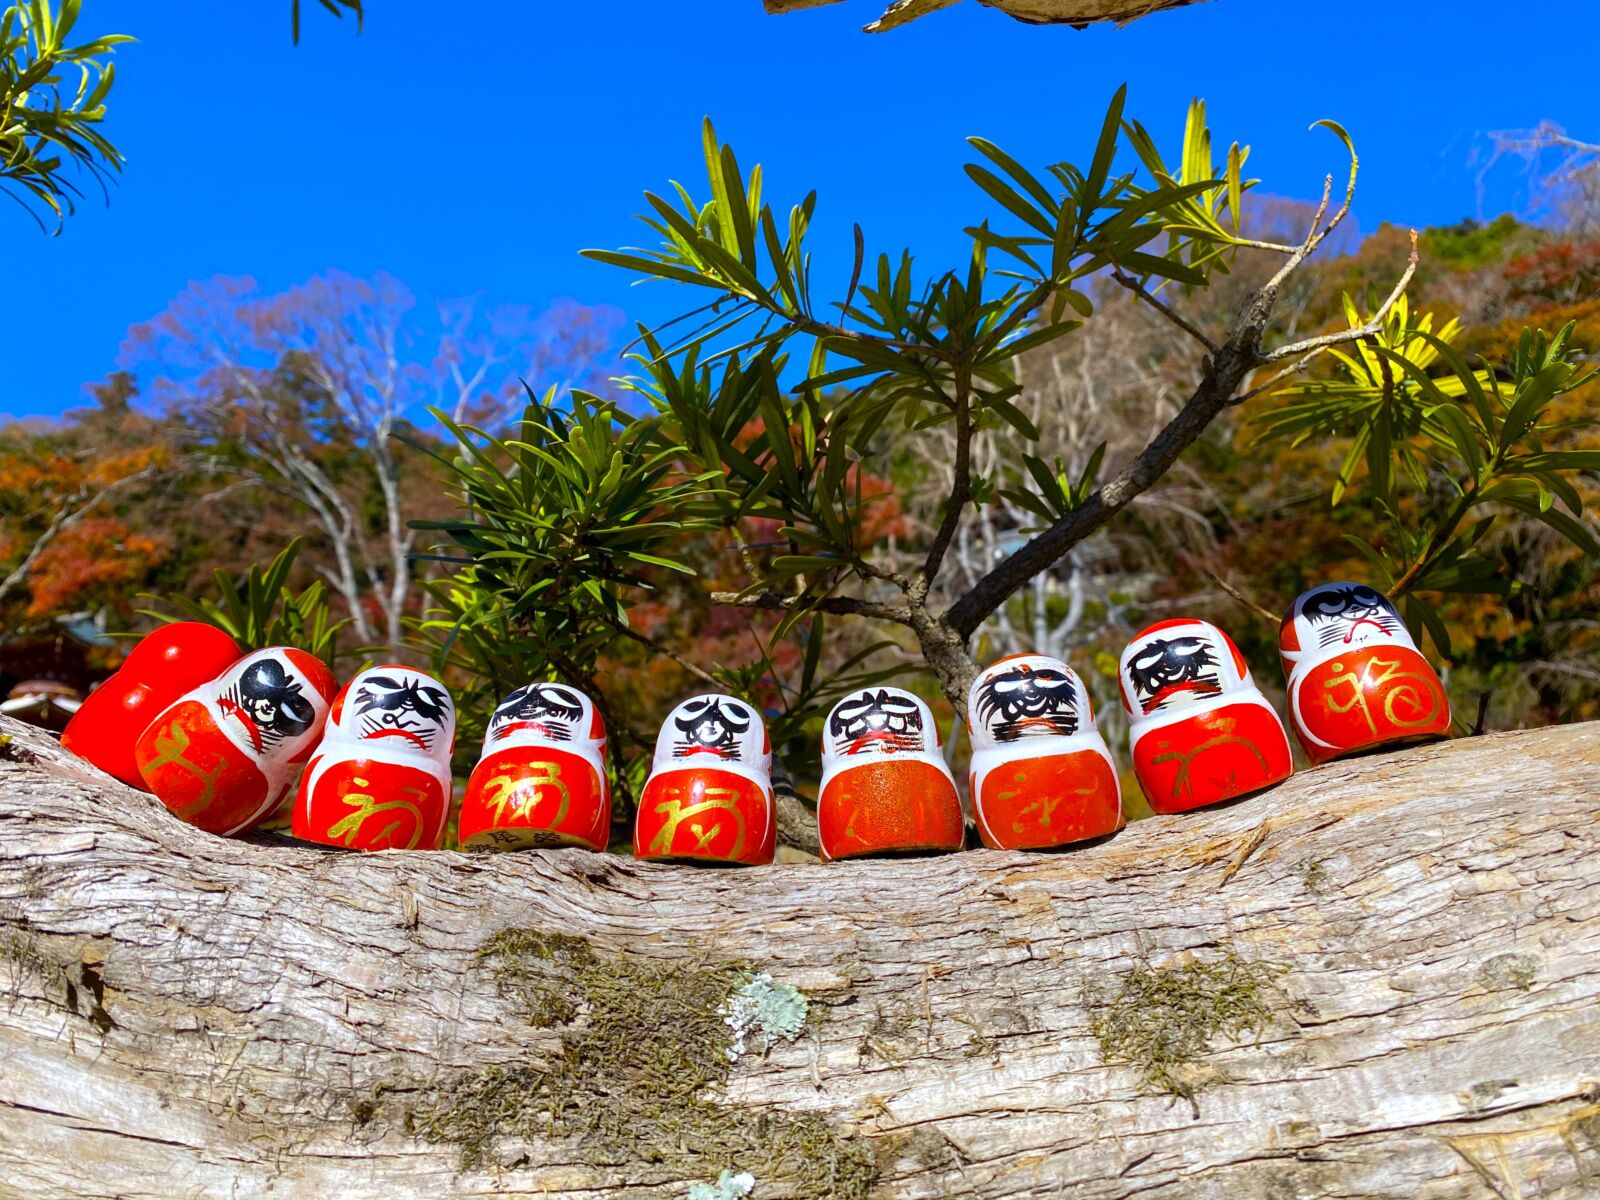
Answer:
[{"left": 7, "top": 0, "right": 1599, "bottom": 418}]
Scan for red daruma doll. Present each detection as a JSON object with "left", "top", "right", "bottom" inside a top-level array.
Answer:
[
  {"left": 62, "top": 622, "right": 242, "bottom": 790},
  {"left": 134, "top": 648, "right": 337, "bottom": 836},
  {"left": 458, "top": 683, "right": 610, "bottom": 851},
  {"left": 1119, "top": 620, "right": 1293, "bottom": 813},
  {"left": 293, "top": 667, "right": 456, "bottom": 852},
  {"left": 967, "top": 656, "right": 1122, "bottom": 849},
  {"left": 1281, "top": 582, "right": 1452, "bottom": 765},
  {"left": 817, "top": 687, "right": 964, "bottom": 860},
  {"left": 634, "top": 694, "right": 776, "bottom": 866}
]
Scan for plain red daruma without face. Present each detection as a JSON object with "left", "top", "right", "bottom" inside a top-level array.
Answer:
[
  {"left": 292, "top": 667, "right": 456, "bottom": 852},
  {"left": 1279, "top": 582, "right": 1452, "bottom": 765},
  {"left": 458, "top": 682, "right": 611, "bottom": 851},
  {"left": 1118, "top": 619, "right": 1293, "bottom": 814},
  {"left": 633, "top": 694, "right": 776, "bottom": 866},
  {"left": 967, "top": 655, "right": 1122, "bottom": 849},
  {"left": 62, "top": 622, "right": 242, "bottom": 790},
  {"left": 817, "top": 687, "right": 964, "bottom": 860},
  {"left": 133, "top": 647, "right": 337, "bottom": 836}
]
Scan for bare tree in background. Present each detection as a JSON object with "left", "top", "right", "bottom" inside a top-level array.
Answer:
[
  {"left": 1483, "top": 121, "right": 1600, "bottom": 235},
  {"left": 121, "top": 273, "right": 622, "bottom": 653}
]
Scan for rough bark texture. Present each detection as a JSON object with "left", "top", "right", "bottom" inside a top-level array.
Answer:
[
  {"left": 763, "top": 0, "right": 1206, "bottom": 33},
  {"left": 1, "top": 712, "right": 1598, "bottom": 1199}
]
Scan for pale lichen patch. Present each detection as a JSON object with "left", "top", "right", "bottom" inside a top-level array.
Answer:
[
  {"left": 687, "top": 1168, "right": 756, "bottom": 1200},
  {"left": 722, "top": 972, "right": 808, "bottom": 1061}
]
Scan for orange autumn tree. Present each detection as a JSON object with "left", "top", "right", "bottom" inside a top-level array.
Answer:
[{"left": 0, "top": 378, "right": 174, "bottom": 629}]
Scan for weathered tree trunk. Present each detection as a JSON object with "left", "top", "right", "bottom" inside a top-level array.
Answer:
[
  {"left": 763, "top": 0, "right": 1208, "bottom": 34},
  {"left": 1, "top": 712, "right": 1598, "bottom": 1199}
]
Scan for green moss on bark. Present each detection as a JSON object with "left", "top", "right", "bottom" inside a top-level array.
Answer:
[
  {"left": 1086, "top": 946, "right": 1287, "bottom": 1112},
  {"left": 400, "top": 928, "right": 876, "bottom": 1198}
]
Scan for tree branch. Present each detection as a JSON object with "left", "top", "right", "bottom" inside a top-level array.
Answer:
[
  {"left": 1262, "top": 231, "right": 1419, "bottom": 364},
  {"left": 943, "top": 213, "right": 1372, "bottom": 639},
  {"left": 711, "top": 590, "right": 911, "bottom": 623},
  {"left": 0, "top": 466, "right": 160, "bottom": 607},
  {"left": 609, "top": 621, "right": 726, "bottom": 689},
  {"left": 1110, "top": 270, "right": 1219, "bottom": 355},
  {"left": 914, "top": 367, "right": 973, "bottom": 599}
]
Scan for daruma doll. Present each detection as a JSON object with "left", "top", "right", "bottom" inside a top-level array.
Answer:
[
  {"left": 633, "top": 694, "right": 775, "bottom": 866},
  {"left": 817, "top": 687, "right": 964, "bottom": 860},
  {"left": 967, "top": 655, "right": 1122, "bottom": 850},
  {"left": 292, "top": 667, "right": 456, "bottom": 852},
  {"left": 1280, "top": 582, "right": 1452, "bottom": 765},
  {"left": 134, "top": 647, "right": 337, "bottom": 836},
  {"left": 62, "top": 622, "right": 242, "bottom": 790},
  {"left": 459, "top": 682, "right": 610, "bottom": 851},
  {"left": 1118, "top": 619, "right": 1293, "bottom": 814}
]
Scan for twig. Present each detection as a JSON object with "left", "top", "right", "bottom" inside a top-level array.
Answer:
[
  {"left": 1227, "top": 347, "right": 1329, "bottom": 408},
  {"left": 608, "top": 621, "right": 725, "bottom": 689},
  {"left": 1263, "top": 231, "right": 1419, "bottom": 363},
  {"left": 1110, "top": 269, "right": 1219, "bottom": 355},
  {"left": 711, "top": 590, "right": 911, "bottom": 623},
  {"left": 915, "top": 366, "right": 974, "bottom": 598},
  {"left": 1191, "top": 561, "right": 1281, "bottom": 626},
  {"left": 1473, "top": 691, "right": 1493, "bottom": 737},
  {"left": 1217, "top": 820, "right": 1272, "bottom": 889}
]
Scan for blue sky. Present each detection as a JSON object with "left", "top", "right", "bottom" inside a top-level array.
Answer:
[{"left": 8, "top": 0, "right": 1599, "bottom": 418}]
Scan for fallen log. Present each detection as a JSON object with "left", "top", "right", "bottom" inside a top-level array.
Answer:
[{"left": 1, "top": 713, "right": 1597, "bottom": 1199}]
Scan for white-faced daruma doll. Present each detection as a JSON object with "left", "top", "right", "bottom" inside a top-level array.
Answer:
[
  {"left": 1279, "top": 581, "right": 1451, "bottom": 765},
  {"left": 458, "top": 682, "right": 611, "bottom": 851},
  {"left": 967, "top": 655, "right": 1121, "bottom": 850},
  {"left": 134, "top": 647, "right": 337, "bottom": 837},
  {"left": 292, "top": 666, "right": 456, "bottom": 852},
  {"left": 633, "top": 694, "right": 775, "bottom": 866},
  {"left": 1118, "top": 618, "right": 1292, "bottom": 813},
  {"left": 817, "top": 687, "right": 964, "bottom": 859}
]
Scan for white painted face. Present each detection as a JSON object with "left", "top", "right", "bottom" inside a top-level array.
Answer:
[
  {"left": 654, "top": 694, "right": 769, "bottom": 774},
  {"left": 213, "top": 648, "right": 334, "bottom": 760},
  {"left": 967, "top": 656, "right": 1087, "bottom": 751},
  {"left": 1287, "top": 582, "right": 1414, "bottom": 660},
  {"left": 485, "top": 682, "right": 599, "bottom": 749},
  {"left": 823, "top": 687, "right": 938, "bottom": 763},
  {"left": 336, "top": 667, "right": 456, "bottom": 759},
  {"left": 1119, "top": 621, "right": 1248, "bottom": 720}
]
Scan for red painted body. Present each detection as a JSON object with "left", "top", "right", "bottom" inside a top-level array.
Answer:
[
  {"left": 61, "top": 622, "right": 241, "bottom": 789},
  {"left": 461, "top": 745, "right": 609, "bottom": 851},
  {"left": 1287, "top": 645, "right": 1452, "bottom": 765},
  {"left": 293, "top": 757, "right": 450, "bottom": 851},
  {"left": 132, "top": 648, "right": 337, "bottom": 836},
  {"left": 1131, "top": 702, "right": 1293, "bottom": 813},
  {"left": 134, "top": 698, "right": 273, "bottom": 834},
  {"left": 972, "top": 748, "right": 1121, "bottom": 849},
  {"left": 817, "top": 760, "right": 965, "bottom": 860},
  {"left": 633, "top": 767, "right": 775, "bottom": 865}
]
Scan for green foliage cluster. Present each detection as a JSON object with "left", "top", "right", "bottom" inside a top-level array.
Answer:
[
  {"left": 140, "top": 538, "right": 350, "bottom": 668},
  {"left": 407, "top": 87, "right": 1280, "bottom": 761},
  {"left": 0, "top": 0, "right": 128, "bottom": 230},
  {"left": 1262, "top": 299, "right": 1599, "bottom": 653},
  {"left": 1419, "top": 215, "right": 1532, "bottom": 270}
]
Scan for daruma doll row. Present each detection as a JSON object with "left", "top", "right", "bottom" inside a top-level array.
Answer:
[{"left": 58, "top": 580, "right": 1451, "bottom": 862}]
